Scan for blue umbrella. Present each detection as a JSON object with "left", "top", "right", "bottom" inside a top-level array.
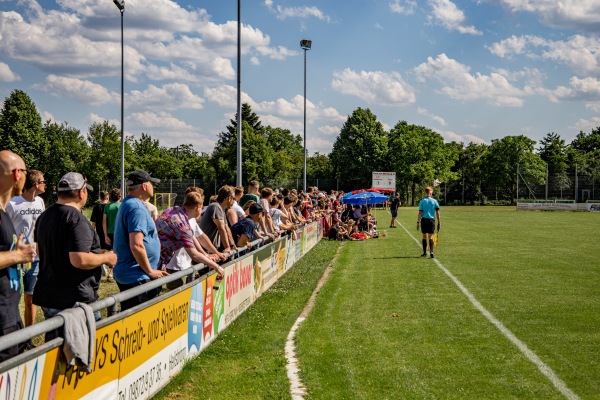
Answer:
[{"left": 342, "top": 191, "right": 389, "bottom": 205}]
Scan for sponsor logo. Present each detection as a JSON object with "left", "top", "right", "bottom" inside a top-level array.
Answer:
[{"left": 18, "top": 209, "right": 43, "bottom": 215}]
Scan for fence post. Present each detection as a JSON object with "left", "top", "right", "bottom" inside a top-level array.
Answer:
[
  {"left": 545, "top": 163, "right": 548, "bottom": 200},
  {"left": 575, "top": 164, "right": 578, "bottom": 202}
]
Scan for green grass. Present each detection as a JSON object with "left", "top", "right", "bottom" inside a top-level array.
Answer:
[
  {"left": 294, "top": 207, "right": 599, "bottom": 399},
  {"left": 154, "top": 240, "right": 341, "bottom": 400}
]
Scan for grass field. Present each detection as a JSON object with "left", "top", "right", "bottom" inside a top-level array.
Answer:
[{"left": 153, "top": 206, "right": 600, "bottom": 399}]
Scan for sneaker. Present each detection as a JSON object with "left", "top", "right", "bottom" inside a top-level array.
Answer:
[
  {"left": 421, "top": 253, "right": 427, "bottom": 257},
  {"left": 430, "top": 253, "right": 435, "bottom": 258}
]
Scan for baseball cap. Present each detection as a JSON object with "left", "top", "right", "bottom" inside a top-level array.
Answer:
[
  {"left": 249, "top": 203, "right": 264, "bottom": 215},
  {"left": 57, "top": 172, "right": 93, "bottom": 192},
  {"left": 126, "top": 170, "right": 160, "bottom": 186}
]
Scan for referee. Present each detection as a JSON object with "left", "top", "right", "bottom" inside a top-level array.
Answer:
[{"left": 416, "top": 186, "right": 440, "bottom": 258}]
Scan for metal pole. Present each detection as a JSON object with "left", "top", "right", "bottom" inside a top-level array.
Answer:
[
  {"left": 236, "top": 0, "right": 242, "bottom": 187},
  {"left": 545, "top": 162, "right": 548, "bottom": 200},
  {"left": 575, "top": 164, "right": 578, "bottom": 202},
  {"left": 119, "top": 7, "right": 125, "bottom": 195},
  {"left": 516, "top": 164, "right": 519, "bottom": 203},
  {"left": 303, "top": 46, "right": 307, "bottom": 193}
]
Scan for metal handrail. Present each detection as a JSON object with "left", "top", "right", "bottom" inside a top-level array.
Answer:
[{"left": 0, "top": 236, "right": 271, "bottom": 363}]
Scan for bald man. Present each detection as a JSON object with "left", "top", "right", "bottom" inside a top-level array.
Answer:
[{"left": 0, "top": 151, "right": 35, "bottom": 361}]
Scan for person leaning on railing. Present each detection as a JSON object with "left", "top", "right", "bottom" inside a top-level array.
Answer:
[{"left": 156, "top": 191, "right": 225, "bottom": 291}]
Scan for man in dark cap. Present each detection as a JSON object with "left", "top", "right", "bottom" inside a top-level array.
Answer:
[
  {"left": 112, "top": 170, "right": 168, "bottom": 311},
  {"left": 230, "top": 203, "right": 265, "bottom": 248},
  {"left": 34, "top": 172, "right": 117, "bottom": 338}
]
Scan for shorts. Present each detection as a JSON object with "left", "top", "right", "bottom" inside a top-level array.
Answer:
[
  {"left": 390, "top": 209, "right": 398, "bottom": 218},
  {"left": 23, "top": 260, "right": 39, "bottom": 295},
  {"left": 420, "top": 218, "right": 435, "bottom": 234}
]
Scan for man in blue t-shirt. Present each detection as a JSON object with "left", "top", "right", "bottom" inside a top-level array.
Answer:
[
  {"left": 113, "top": 170, "right": 168, "bottom": 310},
  {"left": 417, "top": 186, "right": 441, "bottom": 258}
]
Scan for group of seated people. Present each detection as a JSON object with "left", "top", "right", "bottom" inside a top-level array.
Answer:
[{"left": 326, "top": 202, "right": 381, "bottom": 241}]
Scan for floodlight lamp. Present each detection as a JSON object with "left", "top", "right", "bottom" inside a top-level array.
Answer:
[
  {"left": 300, "top": 39, "right": 312, "bottom": 50},
  {"left": 113, "top": 0, "right": 125, "bottom": 11}
]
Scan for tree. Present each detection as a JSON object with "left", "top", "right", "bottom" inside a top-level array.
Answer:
[
  {"left": 212, "top": 103, "right": 265, "bottom": 184},
  {"left": 264, "top": 126, "right": 303, "bottom": 183},
  {"left": 481, "top": 135, "right": 546, "bottom": 203},
  {"left": 451, "top": 142, "right": 488, "bottom": 204},
  {"left": 42, "top": 121, "right": 90, "bottom": 189},
  {"left": 388, "top": 121, "right": 457, "bottom": 205},
  {"left": 329, "top": 108, "right": 388, "bottom": 190},
  {"left": 538, "top": 132, "right": 568, "bottom": 174},
  {"left": 86, "top": 121, "right": 131, "bottom": 187},
  {"left": 0, "top": 89, "right": 48, "bottom": 169},
  {"left": 132, "top": 133, "right": 182, "bottom": 179},
  {"left": 307, "top": 152, "right": 333, "bottom": 178}
]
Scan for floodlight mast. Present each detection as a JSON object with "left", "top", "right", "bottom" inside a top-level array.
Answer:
[
  {"left": 113, "top": 0, "right": 125, "bottom": 194},
  {"left": 300, "top": 39, "right": 311, "bottom": 193}
]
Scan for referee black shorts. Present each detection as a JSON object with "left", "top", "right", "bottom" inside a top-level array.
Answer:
[{"left": 420, "top": 218, "right": 435, "bottom": 234}]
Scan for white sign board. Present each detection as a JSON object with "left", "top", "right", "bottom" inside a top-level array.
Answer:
[{"left": 372, "top": 172, "right": 396, "bottom": 190}]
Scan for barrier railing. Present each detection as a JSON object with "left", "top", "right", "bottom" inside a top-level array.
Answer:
[{"left": 0, "top": 222, "right": 322, "bottom": 399}]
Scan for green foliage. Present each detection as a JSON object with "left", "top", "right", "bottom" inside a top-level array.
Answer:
[
  {"left": 482, "top": 135, "right": 546, "bottom": 203},
  {"left": 538, "top": 132, "right": 568, "bottom": 174},
  {"left": 41, "top": 121, "right": 90, "bottom": 187},
  {"left": 329, "top": 108, "right": 388, "bottom": 189},
  {"left": 0, "top": 89, "right": 48, "bottom": 169},
  {"left": 388, "top": 120, "right": 457, "bottom": 204},
  {"left": 264, "top": 126, "right": 303, "bottom": 181},
  {"left": 452, "top": 142, "right": 488, "bottom": 204},
  {"left": 86, "top": 121, "right": 131, "bottom": 186},
  {"left": 307, "top": 152, "right": 333, "bottom": 178}
]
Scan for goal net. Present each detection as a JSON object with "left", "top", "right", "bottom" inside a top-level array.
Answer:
[{"left": 154, "top": 193, "right": 177, "bottom": 210}]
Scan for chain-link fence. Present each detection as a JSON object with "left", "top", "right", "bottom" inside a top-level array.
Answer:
[{"left": 438, "top": 171, "right": 599, "bottom": 205}]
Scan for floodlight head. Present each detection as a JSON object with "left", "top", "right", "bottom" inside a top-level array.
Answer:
[
  {"left": 300, "top": 39, "right": 312, "bottom": 50},
  {"left": 113, "top": 0, "right": 125, "bottom": 11}
]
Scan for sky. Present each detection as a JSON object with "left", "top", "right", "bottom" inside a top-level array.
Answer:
[{"left": 1, "top": 0, "right": 599, "bottom": 156}]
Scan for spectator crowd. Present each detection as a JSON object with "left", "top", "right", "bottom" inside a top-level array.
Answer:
[{"left": 0, "top": 149, "right": 386, "bottom": 362}]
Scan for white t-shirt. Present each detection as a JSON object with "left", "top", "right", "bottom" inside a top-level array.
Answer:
[
  {"left": 6, "top": 196, "right": 45, "bottom": 260},
  {"left": 144, "top": 200, "right": 159, "bottom": 220},
  {"left": 269, "top": 208, "right": 283, "bottom": 229},
  {"left": 165, "top": 218, "right": 204, "bottom": 271},
  {"left": 231, "top": 201, "right": 245, "bottom": 220}
]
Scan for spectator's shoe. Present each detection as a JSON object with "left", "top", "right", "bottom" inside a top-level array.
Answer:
[
  {"left": 421, "top": 253, "right": 427, "bottom": 257},
  {"left": 430, "top": 253, "right": 435, "bottom": 259}
]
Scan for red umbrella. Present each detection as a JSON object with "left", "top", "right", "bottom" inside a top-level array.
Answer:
[{"left": 366, "top": 188, "right": 395, "bottom": 193}]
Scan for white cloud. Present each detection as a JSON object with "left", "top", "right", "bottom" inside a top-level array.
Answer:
[
  {"left": 331, "top": 69, "right": 416, "bottom": 106},
  {"left": 0, "top": 61, "right": 20, "bottom": 81},
  {"left": 549, "top": 76, "right": 600, "bottom": 102},
  {"left": 417, "top": 107, "right": 447, "bottom": 126},
  {"left": 390, "top": 0, "right": 417, "bottom": 15},
  {"left": 318, "top": 125, "right": 342, "bottom": 136},
  {"left": 264, "top": 1, "right": 331, "bottom": 22},
  {"left": 428, "top": 0, "right": 481, "bottom": 35},
  {"left": 204, "top": 85, "right": 253, "bottom": 108},
  {"left": 438, "top": 129, "right": 487, "bottom": 144},
  {"left": 497, "top": 0, "right": 600, "bottom": 31},
  {"left": 488, "top": 34, "right": 600, "bottom": 76},
  {"left": 128, "top": 83, "right": 204, "bottom": 111},
  {"left": 414, "top": 53, "right": 529, "bottom": 107},
  {"left": 569, "top": 116, "right": 600, "bottom": 133},
  {"left": 32, "top": 75, "right": 116, "bottom": 105},
  {"left": 127, "top": 111, "right": 215, "bottom": 150},
  {"left": 88, "top": 113, "right": 119, "bottom": 129}
]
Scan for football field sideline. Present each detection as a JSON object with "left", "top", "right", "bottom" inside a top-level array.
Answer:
[{"left": 396, "top": 217, "right": 579, "bottom": 400}]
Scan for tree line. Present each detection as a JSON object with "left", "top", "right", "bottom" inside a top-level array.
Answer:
[{"left": 1, "top": 89, "right": 598, "bottom": 204}]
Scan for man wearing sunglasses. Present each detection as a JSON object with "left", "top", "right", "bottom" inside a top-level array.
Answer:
[
  {"left": 0, "top": 150, "right": 35, "bottom": 361},
  {"left": 6, "top": 170, "right": 46, "bottom": 343}
]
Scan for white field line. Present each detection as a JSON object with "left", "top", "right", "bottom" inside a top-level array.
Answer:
[
  {"left": 397, "top": 220, "right": 580, "bottom": 400},
  {"left": 285, "top": 243, "right": 343, "bottom": 400}
]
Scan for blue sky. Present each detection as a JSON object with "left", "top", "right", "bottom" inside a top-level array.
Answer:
[{"left": 1, "top": 0, "right": 599, "bottom": 155}]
